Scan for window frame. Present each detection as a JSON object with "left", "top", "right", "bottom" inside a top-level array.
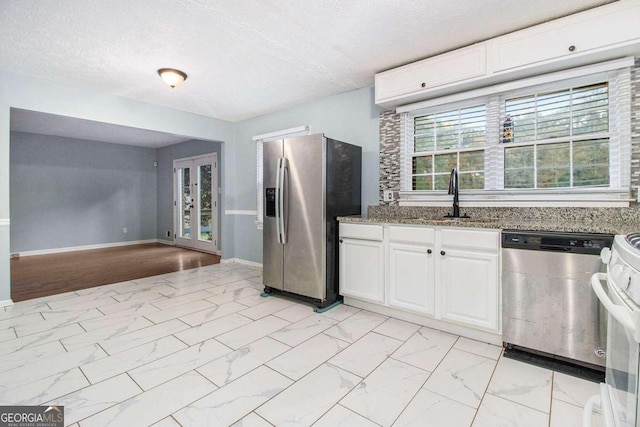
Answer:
[{"left": 398, "top": 65, "right": 632, "bottom": 207}]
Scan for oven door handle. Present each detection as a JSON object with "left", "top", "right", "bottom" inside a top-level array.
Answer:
[{"left": 591, "top": 272, "right": 635, "bottom": 333}]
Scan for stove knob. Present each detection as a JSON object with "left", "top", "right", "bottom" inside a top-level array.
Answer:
[{"left": 600, "top": 247, "right": 612, "bottom": 264}]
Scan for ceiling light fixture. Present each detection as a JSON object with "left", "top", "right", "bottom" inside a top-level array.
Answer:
[{"left": 157, "top": 68, "right": 188, "bottom": 88}]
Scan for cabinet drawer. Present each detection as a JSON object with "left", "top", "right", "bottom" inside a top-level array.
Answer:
[
  {"left": 441, "top": 228, "right": 499, "bottom": 252},
  {"left": 339, "top": 223, "right": 383, "bottom": 241},
  {"left": 389, "top": 226, "right": 435, "bottom": 245}
]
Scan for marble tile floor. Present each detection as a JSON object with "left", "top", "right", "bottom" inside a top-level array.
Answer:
[{"left": 0, "top": 262, "right": 601, "bottom": 427}]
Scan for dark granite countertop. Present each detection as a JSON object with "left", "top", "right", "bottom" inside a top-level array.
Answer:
[{"left": 338, "top": 215, "right": 638, "bottom": 235}]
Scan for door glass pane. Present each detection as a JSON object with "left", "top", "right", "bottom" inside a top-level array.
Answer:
[
  {"left": 198, "top": 164, "right": 213, "bottom": 242},
  {"left": 178, "top": 168, "right": 191, "bottom": 238}
]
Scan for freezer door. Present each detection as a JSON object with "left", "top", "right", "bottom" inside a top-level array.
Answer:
[
  {"left": 282, "top": 135, "right": 326, "bottom": 300},
  {"left": 263, "top": 139, "right": 284, "bottom": 290}
]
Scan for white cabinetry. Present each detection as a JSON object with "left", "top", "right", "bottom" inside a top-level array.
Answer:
[
  {"left": 489, "top": 1, "right": 640, "bottom": 73},
  {"left": 438, "top": 229, "right": 500, "bottom": 331},
  {"left": 375, "top": 0, "right": 640, "bottom": 109},
  {"left": 339, "top": 223, "right": 501, "bottom": 340},
  {"left": 339, "top": 223, "right": 384, "bottom": 303},
  {"left": 439, "top": 229, "right": 500, "bottom": 332},
  {"left": 375, "top": 44, "right": 487, "bottom": 104},
  {"left": 388, "top": 226, "right": 435, "bottom": 316}
]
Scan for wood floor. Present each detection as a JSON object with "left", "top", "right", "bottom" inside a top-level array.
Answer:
[{"left": 10, "top": 243, "right": 221, "bottom": 302}]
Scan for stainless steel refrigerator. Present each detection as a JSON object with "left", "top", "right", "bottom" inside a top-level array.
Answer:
[{"left": 263, "top": 134, "right": 361, "bottom": 310}]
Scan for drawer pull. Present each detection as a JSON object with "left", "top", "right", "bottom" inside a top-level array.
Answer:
[
  {"left": 440, "top": 250, "right": 446, "bottom": 256},
  {"left": 568, "top": 45, "right": 576, "bottom": 52},
  {"left": 427, "top": 249, "right": 432, "bottom": 254}
]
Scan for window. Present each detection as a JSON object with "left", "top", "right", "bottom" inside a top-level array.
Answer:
[
  {"left": 503, "top": 83, "right": 610, "bottom": 189},
  {"left": 412, "top": 105, "right": 486, "bottom": 190},
  {"left": 400, "top": 63, "right": 631, "bottom": 206}
]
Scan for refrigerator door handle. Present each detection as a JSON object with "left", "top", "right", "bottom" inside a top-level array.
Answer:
[
  {"left": 275, "top": 157, "right": 283, "bottom": 244},
  {"left": 279, "top": 157, "right": 288, "bottom": 244}
]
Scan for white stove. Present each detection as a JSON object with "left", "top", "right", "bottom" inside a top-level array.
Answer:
[
  {"left": 609, "top": 234, "right": 640, "bottom": 308},
  {"left": 586, "top": 234, "right": 640, "bottom": 427}
]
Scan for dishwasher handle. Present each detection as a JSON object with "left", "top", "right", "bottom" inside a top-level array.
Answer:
[
  {"left": 591, "top": 273, "right": 635, "bottom": 333},
  {"left": 539, "top": 245, "right": 571, "bottom": 252}
]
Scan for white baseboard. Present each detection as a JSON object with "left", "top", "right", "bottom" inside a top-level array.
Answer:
[
  {"left": 221, "top": 258, "right": 263, "bottom": 268},
  {"left": 11, "top": 239, "right": 159, "bottom": 257},
  {"left": 156, "top": 239, "right": 175, "bottom": 246},
  {"left": 0, "top": 299, "right": 14, "bottom": 308}
]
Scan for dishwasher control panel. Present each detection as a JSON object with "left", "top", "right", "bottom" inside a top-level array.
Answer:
[{"left": 502, "top": 231, "right": 614, "bottom": 255}]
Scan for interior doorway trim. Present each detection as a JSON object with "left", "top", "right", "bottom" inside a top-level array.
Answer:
[{"left": 173, "top": 152, "right": 220, "bottom": 255}]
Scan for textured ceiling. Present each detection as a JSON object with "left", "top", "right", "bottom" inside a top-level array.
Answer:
[{"left": 0, "top": 0, "right": 614, "bottom": 123}]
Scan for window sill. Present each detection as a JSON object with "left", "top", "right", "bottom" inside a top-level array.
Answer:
[{"left": 398, "top": 188, "right": 632, "bottom": 208}]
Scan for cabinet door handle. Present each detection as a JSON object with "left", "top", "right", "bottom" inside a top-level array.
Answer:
[
  {"left": 568, "top": 45, "right": 576, "bottom": 52},
  {"left": 427, "top": 249, "right": 432, "bottom": 254},
  {"left": 339, "top": 239, "right": 343, "bottom": 244},
  {"left": 421, "top": 82, "right": 426, "bottom": 88},
  {"left": 440, "top": 250, "right": 446, "bottom": 256}
]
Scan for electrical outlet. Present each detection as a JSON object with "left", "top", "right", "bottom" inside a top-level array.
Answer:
[
  {"left": 122, "top": 227, "right": 127, "bottom": 233},
  {"left": 166, "top": 230, "right": 172, "bottom": 238},
  {"left": 383, "top": 190, "right": 394, "bottom": 202}
]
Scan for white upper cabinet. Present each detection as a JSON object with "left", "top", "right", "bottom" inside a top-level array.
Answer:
[
  {"left": 375, "top": 44, "right": 487, "bottom": 104},
  {"left": 489, "top": 0, "right": 640, "bottom": 73},
  {"left": 375, "top": 0, "right": 640, "bottom": 109}
]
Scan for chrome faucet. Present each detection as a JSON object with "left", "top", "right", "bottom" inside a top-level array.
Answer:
[{"left": 445, "top": 168, "right": 469, "bottom": 218}]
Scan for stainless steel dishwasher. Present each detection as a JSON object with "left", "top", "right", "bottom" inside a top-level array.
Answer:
[{"left": 502, "top": 230, "right": 614, "bottom": 369}]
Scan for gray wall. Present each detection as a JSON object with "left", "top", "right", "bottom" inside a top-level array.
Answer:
[
  {"left": 229, "top": 85, "right": 384, "bottom": 263},
  {"left": 156, "top": 139, "right": 223, "bottom": 248},
  {"left": 10, "top": 132, "right": 158, "bottom": 252}
]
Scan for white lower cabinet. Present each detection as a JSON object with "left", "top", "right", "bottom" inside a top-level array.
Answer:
[
  {"left": 339, "top": 223, "right": 501, "bottom": 336},
  {"left": 388, "top": 242, "right": 435, "bottom": 316},
  {"left": 339, "top": 224, "right": 385, "bottom": 303},
  {"left": 439, "top": 248, "right": 499, "bottom": 331}
]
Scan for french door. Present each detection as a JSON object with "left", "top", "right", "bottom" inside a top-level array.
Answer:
[{"left": 174, "top": 153, "right": 219, "bottom": 253}]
